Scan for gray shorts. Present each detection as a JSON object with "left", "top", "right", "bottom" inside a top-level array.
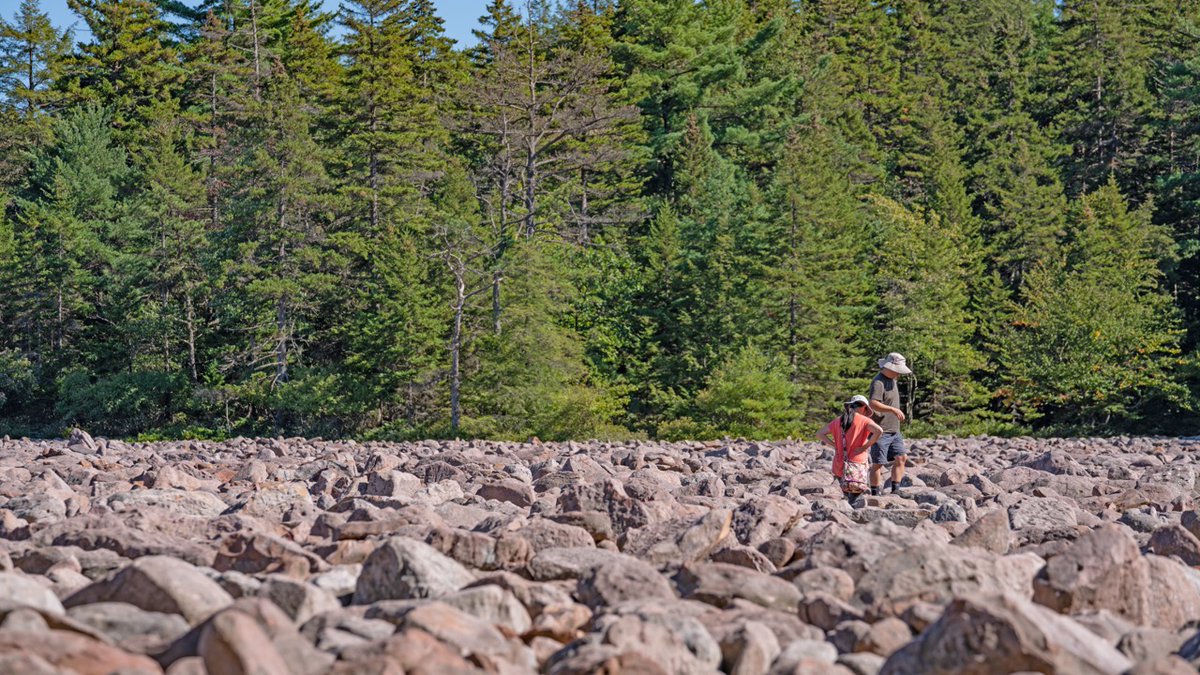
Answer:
[{"left": 870, "top": 432, "right": 907, "bottom": 465}]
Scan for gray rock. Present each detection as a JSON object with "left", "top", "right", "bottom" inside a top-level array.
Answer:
[
  {"left": 0, "top": 572, "right": 65, "bottom": 616},
  {"left": 352, "top": 536, "right": 475, "bottom": 604},
  {"left": 67, "top": 601, "right": 190, "bottom": 648},
  {"left": 64, "top": 555, "right": 233, "bottom": 625},
  {"left": 881, "top": 592, "right": 1132, "bottom": 675}
]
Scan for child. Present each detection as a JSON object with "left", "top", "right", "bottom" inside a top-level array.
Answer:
[{"left": 817, "top": 395, "right": 883, "bottom": 504}]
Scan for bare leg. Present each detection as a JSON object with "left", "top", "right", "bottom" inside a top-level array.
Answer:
[
  {"left": 870, "top": 464, "right": 884, "bottom": 489},
  {"left": 891, "top": 455, "right": 907, "bottom": 489}
]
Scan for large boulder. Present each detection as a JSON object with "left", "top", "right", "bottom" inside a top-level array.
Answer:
[
  {"left": 587, "top": 599, "right": 723, "bottom": 675},
  {"left": 438, "top": 585, "right": 533, "bottom": 634},
  {"left": 853, "top": 544, "right": 1041, "bottom": 617},
  {"left": 214, "top": 532, "right": 326, "bottom": 577},
  {"left": 881, "top": 593, "right": 1133, "bottom": 675},
  {"left": 0, "top": 571, "right": 66, "bottom": 615},
  {"left": 1032, "top": 524, "right": 1200, "bottom": 631},
  {"left": 67, "top": 602, "right": 190, "bottom": 652},
  {"left": 393, "top": 601, "right": 537, "bottom": 672},
  {"left": 578, "top": 556, "right": 676, "bottom": 610},
  {"left": 352, "top": 536, "right": 475, "bottom": 604},
  {"left": 527, "top": 547, "right": 632, "bottom": 581},
  {"left": 0, "top": 629, "right": 163, "bottom": 675},
  {"left": 622, "top": 508, "right": 733, "bottom": 567},
  {"left": 199, "top": 609, "right": 292, "bottom": 675},
  {"left": 675, "top": 563, "right": 801, "bottom": 612},
  {"left": 1146, "top": 524, "right": 1200, "bottom": 565},
  {"left": 256, "top": 575, "right": 342, "bottom": 624},
  {"left": 158, "top": 598, "right": 333, "bottom": 675},
  {"left": 1007, "top": 496, "right": 1080, "bottom": 545},
  {"left": 107, "top": 489, "right": 228, "bottom": 518},
  {"left": 64, "top": 556, "right": 233, "bottom": 625},
  {"left": 731, "top": 497, "right": 802, "bottom": 547},
  {"left": 329, "top": 628, "right": 483, "bottom": 675},
  {"left": 951, "top": 508, "right": 1011, "bottom": 554}
]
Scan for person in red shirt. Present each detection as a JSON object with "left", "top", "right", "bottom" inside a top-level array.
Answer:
[{"left": 817, "top": 395, "right": 883, "bottom": 504}]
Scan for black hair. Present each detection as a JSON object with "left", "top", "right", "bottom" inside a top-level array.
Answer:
[{"left": 840, "top": 400, "right": 866, "bottom": 435}]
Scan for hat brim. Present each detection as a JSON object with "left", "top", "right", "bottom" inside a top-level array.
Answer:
[{"left": 879, "top": 362, "right": 912, "bottom": 375}]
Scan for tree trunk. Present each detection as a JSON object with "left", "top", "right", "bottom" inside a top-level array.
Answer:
[
  {"left": 208, "top": 71, "right": 220, "bottom": 231},
  {"left": 491, "top": 270, "right": 502, "bottom": 335},
  {"left": 493, "top": 142, "right": 512, "bottom": 336},
  {"left": 449, "top": 279, "right": 465, "bottom": 435},
  {"left": 369, "top": 103, "right": 379, "bottom": 232},
  {"left": 275, "top": 294, "right": 288, "bottom": 387},
  {"left": 185, "top": 293, "right": 198, "bottom": 382},
  {"left": 250, "top": 0, "right": 262, "bottom": 100},
  {"left": 788, "top": 192, "right": 798, "bottom": 373},
  {"left": 524, "top": 151, "right": 536, "bottom": 238}
]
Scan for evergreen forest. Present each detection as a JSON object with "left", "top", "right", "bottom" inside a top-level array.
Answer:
[{"left": 2, "top": 0, "right": 1198, "bottom": 441}]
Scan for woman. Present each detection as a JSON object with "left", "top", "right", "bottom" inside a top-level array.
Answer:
[{"left": 817, "top": 395, "right": 883, "bottom": 503}]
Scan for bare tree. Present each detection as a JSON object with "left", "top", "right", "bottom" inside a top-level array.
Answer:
[
  {"left": 433, "top": 217, "right": 491, "bottom": 434},
  {"left": 462, "top": 14, "right": 638, "bottom": 332}
]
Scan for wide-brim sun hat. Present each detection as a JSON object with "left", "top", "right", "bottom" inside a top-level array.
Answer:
[
  {"left": 878, "top": 352, "right": 912, "bottom": 375},
  {"left": 845, "top": 394, "right": 870, "bottom": 407}
]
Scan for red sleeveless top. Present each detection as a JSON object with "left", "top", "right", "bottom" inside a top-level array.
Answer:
[{"left": 826, "top": 413, "right": 874, "bottom": 478}]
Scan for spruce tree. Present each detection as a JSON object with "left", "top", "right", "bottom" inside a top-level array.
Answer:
[
  {"left": 0, "top": 0, "right": 72, "bottom": 187},
  {"left": 61, "top": 0, "right": 184, "bottom": 146},
  {"left": 997, "top": 181, "right": 1185, "bottom": 430},
  {"left": 123, "top": 106, "right": 210, "bottom": 383},
  {"left": 869, "top": 195, "right": 987, "bottom": 428},
  {"left": 0, "top": 0, "right": 72, "bottom": 116},
  {"left": 1037, "top": 0, "right": 1163, "bottom": 197},
  {"left": 766, "top": 124, "right": 876, "bottom": 423},
  {"left": 333, "top": 0, "right": 449, "bottom": 435},
  {"left": 217, "top": 53, "right": 337, "bottom": 431},
  {"left": 4, "top": 107, "right": 128, "bottom": 428}
]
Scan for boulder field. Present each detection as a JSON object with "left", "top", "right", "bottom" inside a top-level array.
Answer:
[{"left": 0, "top": 432, "right": 1199, "bottom": 674}]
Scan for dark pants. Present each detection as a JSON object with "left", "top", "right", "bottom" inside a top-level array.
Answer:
[{"left": 870, "top": 432, "right": 907, "bottom": 465}]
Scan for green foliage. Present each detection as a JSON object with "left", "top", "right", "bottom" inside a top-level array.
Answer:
[
  {"left": 55, "top": 367, "right": 188, "bottom": 437},
  {"left": 997, "top": 182, "right": 1186, "bottom": 429},
  {"left": 658, "top": 346, "right": 801, "bottom": 441},
  {"left": 0, "top": 348, "right": 35, "bottom": 411},
  {"left": 2, "top": 0, "right": 1199, "bottom": 439},
  {"left": 765, "top": 124, "right": 876, "bottom": 423},
  {"left": 466, "top": 240, "right": 629, "bottom": 441},
  {"left": 869, "top": 195, "right": 988, "bottom": 427}
]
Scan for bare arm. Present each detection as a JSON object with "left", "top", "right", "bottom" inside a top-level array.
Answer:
[
  {"left": 864, "top": 418, "right": 883, "bottom": 449},
  {"left": 869, "top": 398, "right": 906, "bottom": 422},
  {"left": 815, "top": 421, "right": 835, "bottom": 447}
]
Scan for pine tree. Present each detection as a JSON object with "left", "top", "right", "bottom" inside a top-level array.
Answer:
[
  {"left": 766, "top": 124, "right": 876, "bottom": 423},
  {"left": 467, "top": 238, "right": 627, "bottom": 440},
  {"left": 3, "top": 107, "right": 128, "bottom": 428},
  {"left": 1152, "top": 48, "right": 1200, "bottom": 347},
  {"left": 869, "top": 194, "right": 987, "bottom": 428},
  {"left": 333, "top": 0, "right": 450, "bottom": 435},
  {"left": 997, "top": 181, "right": 1185, "bottom": 430},
  {"left": 0, "top": 0, "right": 72, "bottom": 187},
  {"left": 217, "top": 63, "right": 336, "bottom": 431},
  {"left": 1037, "top": 0, "right": 1165, "bottom": 197},
  {"left": 469, "top": 0, "right": 521, "bottom": 65},
  {"left": 61, "top": 0, "right": 184, "bottom": 145},
  {"left": 0, "top": 0, "right": 72, "bottom": 116},
  {"left": 123, "top": 106, "right": 210, "bottom": 383},
  {"left": 791, "top": 0, "right": 902, "bottom": 169}
]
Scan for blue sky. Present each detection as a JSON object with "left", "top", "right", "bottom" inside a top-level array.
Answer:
[{"left": 31, "top": 0, "right": 490, "bottom": 47}]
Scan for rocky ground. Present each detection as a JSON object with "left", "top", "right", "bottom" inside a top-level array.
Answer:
[{"left": 0, "top": 431, "right": 1198, "bottom": 674}]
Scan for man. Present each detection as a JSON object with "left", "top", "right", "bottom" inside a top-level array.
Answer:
[{"left": 868, "top": 352, "right": 910, "bottom": 496}]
